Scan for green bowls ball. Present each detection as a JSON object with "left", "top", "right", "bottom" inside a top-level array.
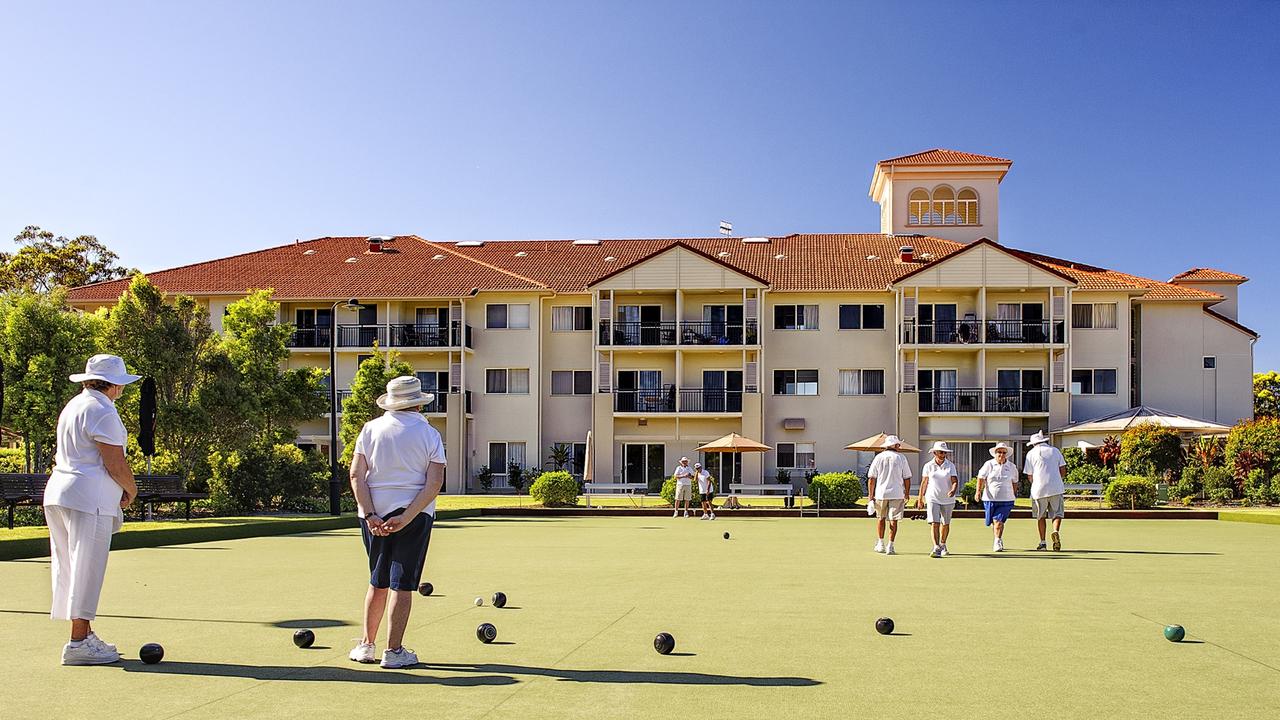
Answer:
[{"left": 1164, "top": 625, "right": 1186, "bottom": 642}]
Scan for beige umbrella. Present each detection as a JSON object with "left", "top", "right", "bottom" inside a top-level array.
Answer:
[
  {"left": 582, "top": 430, "right": 594, "bottom": 483},
  {"left": 695, "top": 432, "right": 772, "bottom": 453},
  {"left": 844, "top": 433, "right": 921, "bottom": 453}
]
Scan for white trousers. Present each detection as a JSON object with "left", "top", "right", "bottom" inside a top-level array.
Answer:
[{"left": 45, "top": 505, "right": 115, "bottom": 621}]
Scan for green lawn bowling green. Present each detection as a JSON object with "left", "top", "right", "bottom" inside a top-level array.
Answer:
[{"left": 1, "top": 516, "right": 1278, "bottom": 719}]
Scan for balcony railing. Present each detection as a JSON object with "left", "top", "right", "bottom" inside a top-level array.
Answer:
[
  {"left": 678, "top": 388, "right": 744, "bottom": 413},
  {"left": 984, "top": 389, "right": 1049, "bottom": 413},
  {"left": 614, "top": 387, "right": 676, "bottom": 413},
  {"left": 289, "top": 322, "right": 474, "bottom": 349},
  {"left": 599, "top": 321, "right": 678, "bottom": 346},
  {"left": 902, "top": 319, "right": 1065, "bottom": 344},
  {"left": 917, "top": 388, "right": 1049, "bottom": 413},
  {"left": 918, "top": 387, "right": 985, "bottom": 413},
  {"left": 678, "top": 320, "right": 759, "bottom": 346}
]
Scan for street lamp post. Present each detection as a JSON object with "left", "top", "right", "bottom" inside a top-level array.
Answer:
[{"left": 329, "top": 298, "right": 362, "bottom": 515}]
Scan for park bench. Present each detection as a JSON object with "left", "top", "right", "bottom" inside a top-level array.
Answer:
[
  {"left": 133, "top": 475, "right": 208, "bottom": 520},
  {"left": 1064, "top": 482, "right": 1106, "bottom": 507},
  {"left": 728, "top": 482, "right": 796, "bottom": 508},
  {"left": 583, "top": 482, "right": 649, "bottom": 507},
  {"left": 2, "top": 474, "right": 48, "bottom": 530}
]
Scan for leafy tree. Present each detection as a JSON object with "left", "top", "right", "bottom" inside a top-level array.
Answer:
[
  {"left": 1254, "top": 371, "right": 1280, "bottom": 418},
  {"left": 0, "top": 290, "right": 101, "bottom": 470},
  {"left": 1, "top": 226, "right": 133, "bottom": 293},
  {"left": 546, "top": 443, "right": 573, "bottom": 471},
  {"left": 1098, "top": 435, "right": 1122, "bottom": 471},
  {"left": 339, "top": 350, "right": 414, "bottom": 466},
  {"left": 1119, "top": 423, "right": 1185, "bottom": 479},
  {"left": 1224, "top": 417, "right": 1280, "bottom": 479}
]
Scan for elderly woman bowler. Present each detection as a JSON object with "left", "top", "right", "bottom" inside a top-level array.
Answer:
[
  {"left": 43, "top": 354, "right": 141, "bottom": 665},
  {"left": 348, "top": 376, "right": 446, "bottom": 669}
]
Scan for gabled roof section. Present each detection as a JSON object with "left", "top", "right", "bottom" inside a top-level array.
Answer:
[
  {"left": 585, "top": 241, "right": 770, "bottom": 288},
  {"left": 878, "top": 148, "right": 1012, "bottom": 166},
  {"left": 1013, "top": 249, "right": 1223, "bottom": 301},
  {"left": 1204, "top": 307, "right": 1259, "bottom": 338},
  {"left": 891, "top": 238, "right": 1079, "bottom": 286},
  {"left": 1170, "top": 268, "right": 1248, "bottom": 284}
]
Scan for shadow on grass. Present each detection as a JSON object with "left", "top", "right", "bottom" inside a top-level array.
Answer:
[
  {"left": 1057, "top": 549, "right": 1221, "bottom": 556},
  {"left": 272, "top": 619, "right": 351, "bottom": 629},
  {"left": 115, "top": 659, "right": 516, "bottom": 686},
  {"left": 0, "top": 610, "right": 352, "bottom": 630},
  {"left": 149, "top": 546, "right": 230, "bottom": 550},
  {"left": 423, "top": 662, "right": 821, "bottom": 686},
  {"left": 961, "top": 554, "right": 1113, "bottom": 561}
]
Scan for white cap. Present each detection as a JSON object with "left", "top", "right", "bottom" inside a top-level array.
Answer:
[{"left": 69, "top": 354, "right": 141, "bottom": 386}]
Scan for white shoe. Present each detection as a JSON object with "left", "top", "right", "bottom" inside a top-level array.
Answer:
[
  {"left": 873, "top": 539, "right": 885, "bottom": 553},
  {"left": 885, "top": 543, "right": 896, "bottom": 555},
  {"left": 993, "top": 539, "right": 1001, "bottom": 552},
  {"left": 940, "top": 545, "right": 949, "bottom": 557},
  {"left": 930, "top": 545, "right": 941, "bottom": 558},
  {"left": 700, "top": 513, "right": 708, "bottom": 520},
  {"left": 86, "top": 633, "right": 117, "bottom": 653},
  {"left": 349, "top": 641, "right": 377, "bottom": 664},
  {"left": 996, "top": 538, "right": 1005, "bottom": 552},
  {"left": 1035, "top": 542, "right": 1047, "bottom": 551},
  {"left": 683, "top": 510, "right": 689, "bottom": 518},
  {"left": 62, "top": 640, "right": 119, "bottom": 666},
  {"left": 381, "top": 646, "right": 418, "bottom": 669},
  {"left": 709, "top": 512, "right": 716, "bottom": 520},
  {"left": 672, "top": 510, "right": 679, "bottom": 518}
]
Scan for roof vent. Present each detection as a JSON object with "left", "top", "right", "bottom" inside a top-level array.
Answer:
[
  {"left": 866, "top": 255, "right": 880, "bottom": 261},
  {"left": 515, "top": 251, "right": 528, "bottom": 257},
  {"left": 572, "top": 239, "right": 601, "bottom": 246},
  {"left": 717, "top": 251, "right": 730, "bottom": 257},
  {"left": 899, "top": 245, "right": 915, "bottom": 263},
  {"left": 604, "top": 256, "right": 617, "bottom": 262},
  {"left": 366, "top": 235, "right": 394, "bottom": 253},
  {"left": 920, "top": 252, "right": 934, "bottom": 259},
  {"left": 774, "top": 254, "right": 786, "bottom": 260},
  {"left": 432, "top": 254, "right": 445, "bottom": 260},
  {"left": 345, "top": 257, "right": 358, "bottom": 263},
  {"left": 742, "top": 237, "right": 770, "bottom": 244},
  {"left": 302, "top": 249, "right": 317, "bottom": 255},
  {"left": 456, "top": 241, "right": 484, "bottom": 247}
]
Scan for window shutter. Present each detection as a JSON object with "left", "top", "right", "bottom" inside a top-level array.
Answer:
[
  {"left": 745, "top": 361, "right": 758, "bottom": 392},
  {"left": 902, "top": 360, "right": 917, "bottom": 392},
  {"left": 1052, "top": 354, "right": 1066, "bottom": 392},
  {"left": 903, "top": 297, "right": 916, "bottom": 319},
  {"left": 450, "top": 303, "right": 462, "bottom": 322},
  {"left": 1051, "top": 295, "right": 1065, "bottom": 320},
  {"left": 450, "top": 362, "right": 462, "bottom": 393},
  {"left": 598, "top": 354, "right": 612, "bottom": 392},
  {"left": 745, "top": 296, "right": 758, "bottom": 323}
]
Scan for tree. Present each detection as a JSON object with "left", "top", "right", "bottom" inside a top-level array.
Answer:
[
  {"left": 1118, "top": 422, "right": 1185, "bottom": 479},
  {"left": 1, "top": 226, "right": 133, "bottom": 293},
  {"left": 1254, "top": 371, "right": 1280, "bottom": 418},
  {"left": 1224, "top": 417, "right": 1280, "bottom": 479},
  {"left": 339, "top": 349, "right": 414, "bottom": 466},
  {"left": 0, "top": 290, "right": 101, "bottom": 470}
]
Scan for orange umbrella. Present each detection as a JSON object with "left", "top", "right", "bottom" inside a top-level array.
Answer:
[
  {"left": 844, "top": 433, "right": 921, "bottom": 453},
  {"left": 695, "top": 433, "right": 772, "bottom": 453}
]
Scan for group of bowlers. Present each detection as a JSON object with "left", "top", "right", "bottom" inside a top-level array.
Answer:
[
  {"left": 866, "top": 431, "right": 1068, "bottom": 557},
  {"left": 671, "top": 456, "right": 720, "bottom": 519}
]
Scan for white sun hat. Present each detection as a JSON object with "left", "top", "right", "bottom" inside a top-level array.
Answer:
[
  {"left": 68, "top": 354, "right": 141, "bottom": 386},
  {"left": 376, "top": 376, "right": 436, "bottom": 411},
  {"left": 881, "top": 435, "right": 903, "bottom": 448},
  {"left": 680, "top": 457, "right": 689, "bottom": 463},
  {"left": 1027, "top": 430, "right": 1050, "bottom": 446},
  {"left": 989, "top": 441, "right": 1014, "bottom": 458},
  {"left": 928, "top": 441, "right": 952, "bottom": 454}
]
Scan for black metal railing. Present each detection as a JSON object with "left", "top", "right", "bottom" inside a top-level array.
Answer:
[
  {"left": 901, "top": 319, "right": 1064, "bottom": 344},
  {"left": 904, "top": 320, "right": 980, "bottom": 345},
  {"left": 289, "top": 327, "right": 333, "bottom": 348},
  {"left": 678, "top": 320, "right": 759, "bottom": 345},
  {"left": 984, "top": 320, "right": 1065, "bottom": 344},
  {"left": 334, "top": 324, "right": 387, "bottom": 347},
  {"left": 288, "top": 322, "right": 474, "bottom": 349},
  {"left": 678, "top": 388, "right": 745, "bottom": 413},
  {"left": 420, "top": 394, "right": 447, "bottom": 414},
  {"left": 389, "top": 323, "right": 451, "bottom": 348},
  {"left": 614, "top": 387, "right": 677, "bottom": 412},
  {"left": 984, "top": 389, "right": 1050, "bottom": 413},
  {"left": 598, "top": 321, "right": 678, "bottom": 346},
  {"left": 917, "top": 387, "right": 985, "bottom": 412}
]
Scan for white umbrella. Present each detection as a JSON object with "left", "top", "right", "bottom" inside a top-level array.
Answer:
[{"left": 1053, "top": 406, "right": 1231, "bottom": 437}]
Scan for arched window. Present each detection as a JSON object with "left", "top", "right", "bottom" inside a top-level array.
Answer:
[
  {"left": 908, "top": 188, "right": 929, "bottom": 225},
  {"left": 957, "top": 188, "right": 979, "bottom": 225},
  {"left": 931, "top": 186, "right": 955, "bottom": 225}
]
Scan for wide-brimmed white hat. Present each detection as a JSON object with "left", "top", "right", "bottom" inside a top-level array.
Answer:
[
  {"left": 680, "top": 457, "right": 690, "bottom": 463},
  {"left": 694, "top": 462, "right": 702, "bottom": 469},
  {"left": 881, "top": 435, "right": 903, "bottom": 448},
  {"left": 69, "top": 354, "right": 141, "bottom": 386},
  {"left": 989, "top": 442, "right": 1014, "bottom": 458},
  {"left": 376, "top": 376, "right": 435, "bottom": 411},
  {"left": 928, "top": 441, "right": 952, "bottom": 454},
  {"left": 1027, "top": 431, "right": 1050, "bottom": 446}
]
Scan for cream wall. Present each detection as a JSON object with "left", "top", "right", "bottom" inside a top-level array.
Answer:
[
  {"left": 1068, "top": 291, "right": 1133, "bottom": 422},
  {"left": 1138, "top": 302, "right": 1254, "bottom": 424},
  {"left": 540, "top": 295, "right": 595, "bottom": 453},
  {"left": 467, "top": 292, "right": 545, "bottom": 485},
  {"left": 1175, "top": 282, "right": 1239, "bottom": 320},
  {"left": 884, "top": 174, "right": 1002, "bottom": 244}
]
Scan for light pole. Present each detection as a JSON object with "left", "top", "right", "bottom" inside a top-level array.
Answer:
[{"left": 330, "top": 298, "right": 363, "bottom": 515}]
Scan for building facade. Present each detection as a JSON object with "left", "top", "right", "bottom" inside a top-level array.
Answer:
[{"left": 67, "top": 149, "right": 1257, "bottom": 489}]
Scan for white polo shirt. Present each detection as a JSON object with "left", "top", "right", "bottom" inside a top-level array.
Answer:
[
  {"left": 44, "top": 389, "right": 129, "bottom": 517},
  {"left": 1024, "top": 443, "right": 1067, "bottom": 499},
  {"left": 673, "top": 463, "right": 694, "bottom": 486},
  {"left": 978, "top": 459, "right": 1019, "bottom": 502},
  {"left": 868, "top": 449, "right": 912, "bottom": 500},
  {"left": 352, "top": 410, "right": 447, "bottom": 517},
  {"left": 921, "top": 458, "right": 959, "bottom": 505},
  {"left": 696, "top": 469, "right": 713, "bottom": 494}
]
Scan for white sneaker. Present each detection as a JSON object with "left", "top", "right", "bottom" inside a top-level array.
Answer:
[
  {"left": 940, "top": 544, "right": 949, "bottom": 557},
  {"left": 683, "top": 510, "right": 689, "bottom": 518},
  {"left": 930, "top": 545, "right": 941, "bottom": 558},
  {"left": 349, "top": 641, "right": 377, "bottom": 664},
  {"left": 62, "top": 640, "right": 119, "bottom": 666},
  {"left": 992, "top": 539, "right": 1001, "bottom": 552},
  {"left": 885, "top": 543, "right": 896, "bottom": 555},
  {"left": 672, "top": 510, "right": 678, "bottom": 518},
  {"left": 86, "top": 633, "right": 117, "bottom": 653},
  {"left": 709, "top": 512, "right": 716, "bottom": 520},
  {"left": 873, "top": 539, "right": 885, "bottom": 553},
  {"left": 1035, "top": 541, "right": 1047, "bottom": 551},
  {"left": 381, "top": 646, "right": 418, "bottom": 669},
  {"left": 996, "top": 538, "right": 1005, "bottom": 552},
  {"left": 699, "top": 513, "right": 708, "bottom": 520}
]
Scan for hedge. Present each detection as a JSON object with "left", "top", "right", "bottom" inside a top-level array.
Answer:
[
  {"left": 660, "top": 477, "right": 701, "bottom": 507},
  {"left": 1105, "top": 475, "right": 1157, "bottom": 509},
  {"left": 806, "top": 472, "right": 861, "bottom": 508},
  {"left": 529, "top": 470, "right": 579, "bottom": 507}
]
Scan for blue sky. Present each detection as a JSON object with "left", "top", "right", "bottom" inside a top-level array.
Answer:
[{"left": 2, "top": 1, "right": 1277, "bottom": 367}]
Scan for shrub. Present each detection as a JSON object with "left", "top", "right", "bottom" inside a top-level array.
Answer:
[
  {"left": 1177, "top": 464, "right": 1205, "bottom": 499},
  {"left": 1207, "top": 488, "right": 1234, "bottom": 505},
  {"left": 1099, "top": 436, "right": 1122, "bottom": 471},
  {"left": 806, "top": 472, "right": 860, "bottom": 508},
  {"left": 529, "top": 470, "right": 579, "bottom": 507},
  {"left": 1062, "top": 447, "right": 1086, "bottom": 475},
  {"left": 0, "top": 448, "right": 24, "bottom": 473},
  {"left": 1273, "top": 474, "right": 1280, "bottom": 505},
  {"left": 1105, "top": 475, "right": 1158, "bottom": 509},
  {"left": 507, "top": 462, "right": 526, "bottom": 494},
  {"left": 1066, "top": 464, "right": 1110, "bottom": 487},
  {"left": 1225, "top": 417, "right": 1280, "bottom": 478},
  {"left": 660, "top": 477, "right": 701, "bottom": 507},
  {"left": 476, "top": 465, "right": 494, "bottom": 493},
  {"left": 775, "top": 468, "right": 792, "bottom": 484},
  {"left": 1202, "top": 466, "right": 1236, "bottom": 496},
  {"left": 647, "top": 476, "right": 666, "bottom": 494},
  {"left": 1243, "top": 469, "right": 1276, "bottom": 506},
  {"left": 207, "top": 445, "right": 270, "bottom": 513},
  {"left": 207, "top": 443, "right": 323, "bottom": 514},
  {"left": 1119, "top": 423, "right": 1185, "bottom": 478},
  {"left": 959, "top": 479, "right": 978, "bottom": 506}
]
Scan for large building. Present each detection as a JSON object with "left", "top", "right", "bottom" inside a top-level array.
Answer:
[{"left": 66, "top": 149, "right": 1256, "bottom": 490}]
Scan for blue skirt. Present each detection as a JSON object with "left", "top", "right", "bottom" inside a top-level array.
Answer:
[{"left": 984, "top": 500, "right": 1015, "bottom": 526}]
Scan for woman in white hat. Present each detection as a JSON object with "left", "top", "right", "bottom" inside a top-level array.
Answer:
[
  {"left": 915, "top": 441, "right": 959, "bottom": 558},
  {"left": 976, "top": 442, "right": 1020, "bottom": 552},
  {"left": 347, "top": 376, "right": 446, "bottom": 669},
  {"left": 43, "top": 354, "right": 141, "bottom": 665}
]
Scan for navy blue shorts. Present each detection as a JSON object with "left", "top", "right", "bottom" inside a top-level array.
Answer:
[
  {"left": 360, "top": 508, "right": 433, "bottom": 591},
  {"left": 984, "top": 500, "right": 1015, "bottom": 526}
]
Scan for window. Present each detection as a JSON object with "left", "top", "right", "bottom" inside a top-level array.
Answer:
[
  {"left": 623, "top": 443, "right": 665, "bottom": 484},
  {"left": 908, "top": 188, "right": 930, "bottom": 225},
  {"left": 774, "top": 369, "right": 819, "bottom": 395},
  {"left": 932, "top": 185, "right": 957, "bottom": 224},
  {"left": 777, "top": 442, "right": 816, "bottom": 469},
  {"left": 486, "top": 303, "right": 530, "bottom": 329},
  {"left": 839, "top": 369, "right": 885, "bottom": 395},
  {"left": 486, "top": 368, "right": 529, "bottom": 394},
  {"left": 838, "top": 304, "right": 886, "bottom": 330},
  {"left": 488, "top": 441, "right": 527, "bottom": 478},
  {"left": 552, "top": 306, "right": 592, "bottom": 331},
  {"left": 551, "top": 370, "right": 592, "bottom": 395},
  {"left": 774, "top": 304, "right": 819, "bottom": 330},
  {"left": 570, "top": 442, "right": 587, "bottom": 476},
  {"left": 1071, "top": 369, "right": 1117, "bottom": 395},
  {"left": 1203, "top": 356, "right": 1216, "bottom": 369},
  {"left": 1072, "top": 303, "right": 1118, "bottom": 329},
  {"left": 295, "top": 308, "right": 332, "bottom": 327},
  {"left": 909, "top": 186, "right": 979, "bottom": 226},
  {"left": 957, "top": 188, "right": 979, "bottom": 225}
]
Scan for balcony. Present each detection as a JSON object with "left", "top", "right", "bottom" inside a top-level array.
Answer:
[
  {"left": 984, "top": 320, "right": 1064, "bottom": 344},
  {"left": 613, "top": 387, "right": 749, "bottom": 414},
  {"left": 598, "top": 320, "right": 760, "bottom": 347},
  {"left": 614, "top": 387, "right": 676, "bottom": 413},
  {"left": 599, "top": 321, "right": 677, "bottom": 347},
  {"left": 677, "top": 388, "right": 744, "bottom": 413},
  {"left": 917, "top": 387, "right": 1049, "bottom": 413},
  {"left": 678, "top": 320, "right": 758, "bottom": 346},
  {"left": 288, "top": 322, "right": 474, "bottom": 349},
  {"left": 901, "top": 319, "right": 1065, "bottom": 345}
]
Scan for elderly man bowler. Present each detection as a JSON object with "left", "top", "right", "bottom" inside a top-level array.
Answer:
[
  {"left": 1024, "top": 431, "right": 1068, "bottom": 551},
  {"left": 867, "top": 435, "right": 912, "bottom": 555}
]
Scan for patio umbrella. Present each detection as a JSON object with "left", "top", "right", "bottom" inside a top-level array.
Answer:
[
  {"left": 582, "top": 430, "right": 593, "bottom": 483},
  {"left": 695, "top": 432, "right": 771, "bottom": 453},
  {"left": 844, "top": 433, "right": 921, "bottom": 453},
  {"left": 1052, "top": 405, "right": 1231, "bottom": 438}
]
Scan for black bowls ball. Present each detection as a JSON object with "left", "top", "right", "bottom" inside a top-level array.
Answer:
[
  {"left": 477, "top": 623, "right": 498, "bottom": 643},
  {"left": 492, "top": 591, "right": 507, "bottom": 608},
  {"left": 875, "top": 617, "right": 895, "bottom": 635},
  {"left": 139, "top": 643, "right": 165, "bottom": 664},
  {"left": 654, "top": 632, "right": 675, "bottom": 655},
  {"left": 293, "top": 629, "right": 315, "bottom": 648},
  {"left": 418, "top": 582, "right": 434, "bottom": 596}
]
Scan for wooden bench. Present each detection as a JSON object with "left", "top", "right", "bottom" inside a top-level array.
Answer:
[
  {"left": 728, "top": 483, "right": 796, "bottom": 507},
  {"left": 133, "top": 476, "right": 208, "bottom": 520},
  {"left": 583, "top": 482, "right": 649, "bottom": 507},
  {"left": 1064, "top": 482, "right": 1106, "bottom": 507},
  {"left": 2, "top": 474, "right": 48, "bottom": 529}
]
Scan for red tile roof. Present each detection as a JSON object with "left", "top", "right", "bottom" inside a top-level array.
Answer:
[
  {"left": 63, "top": 233, "right": 1225, "bottom": 304},
  {"left": 878, "top": 149, "right": 1012, "bottom": 166},
  {"left": 1170, "top": 268, "right": 1249, "bottom": 283}
]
